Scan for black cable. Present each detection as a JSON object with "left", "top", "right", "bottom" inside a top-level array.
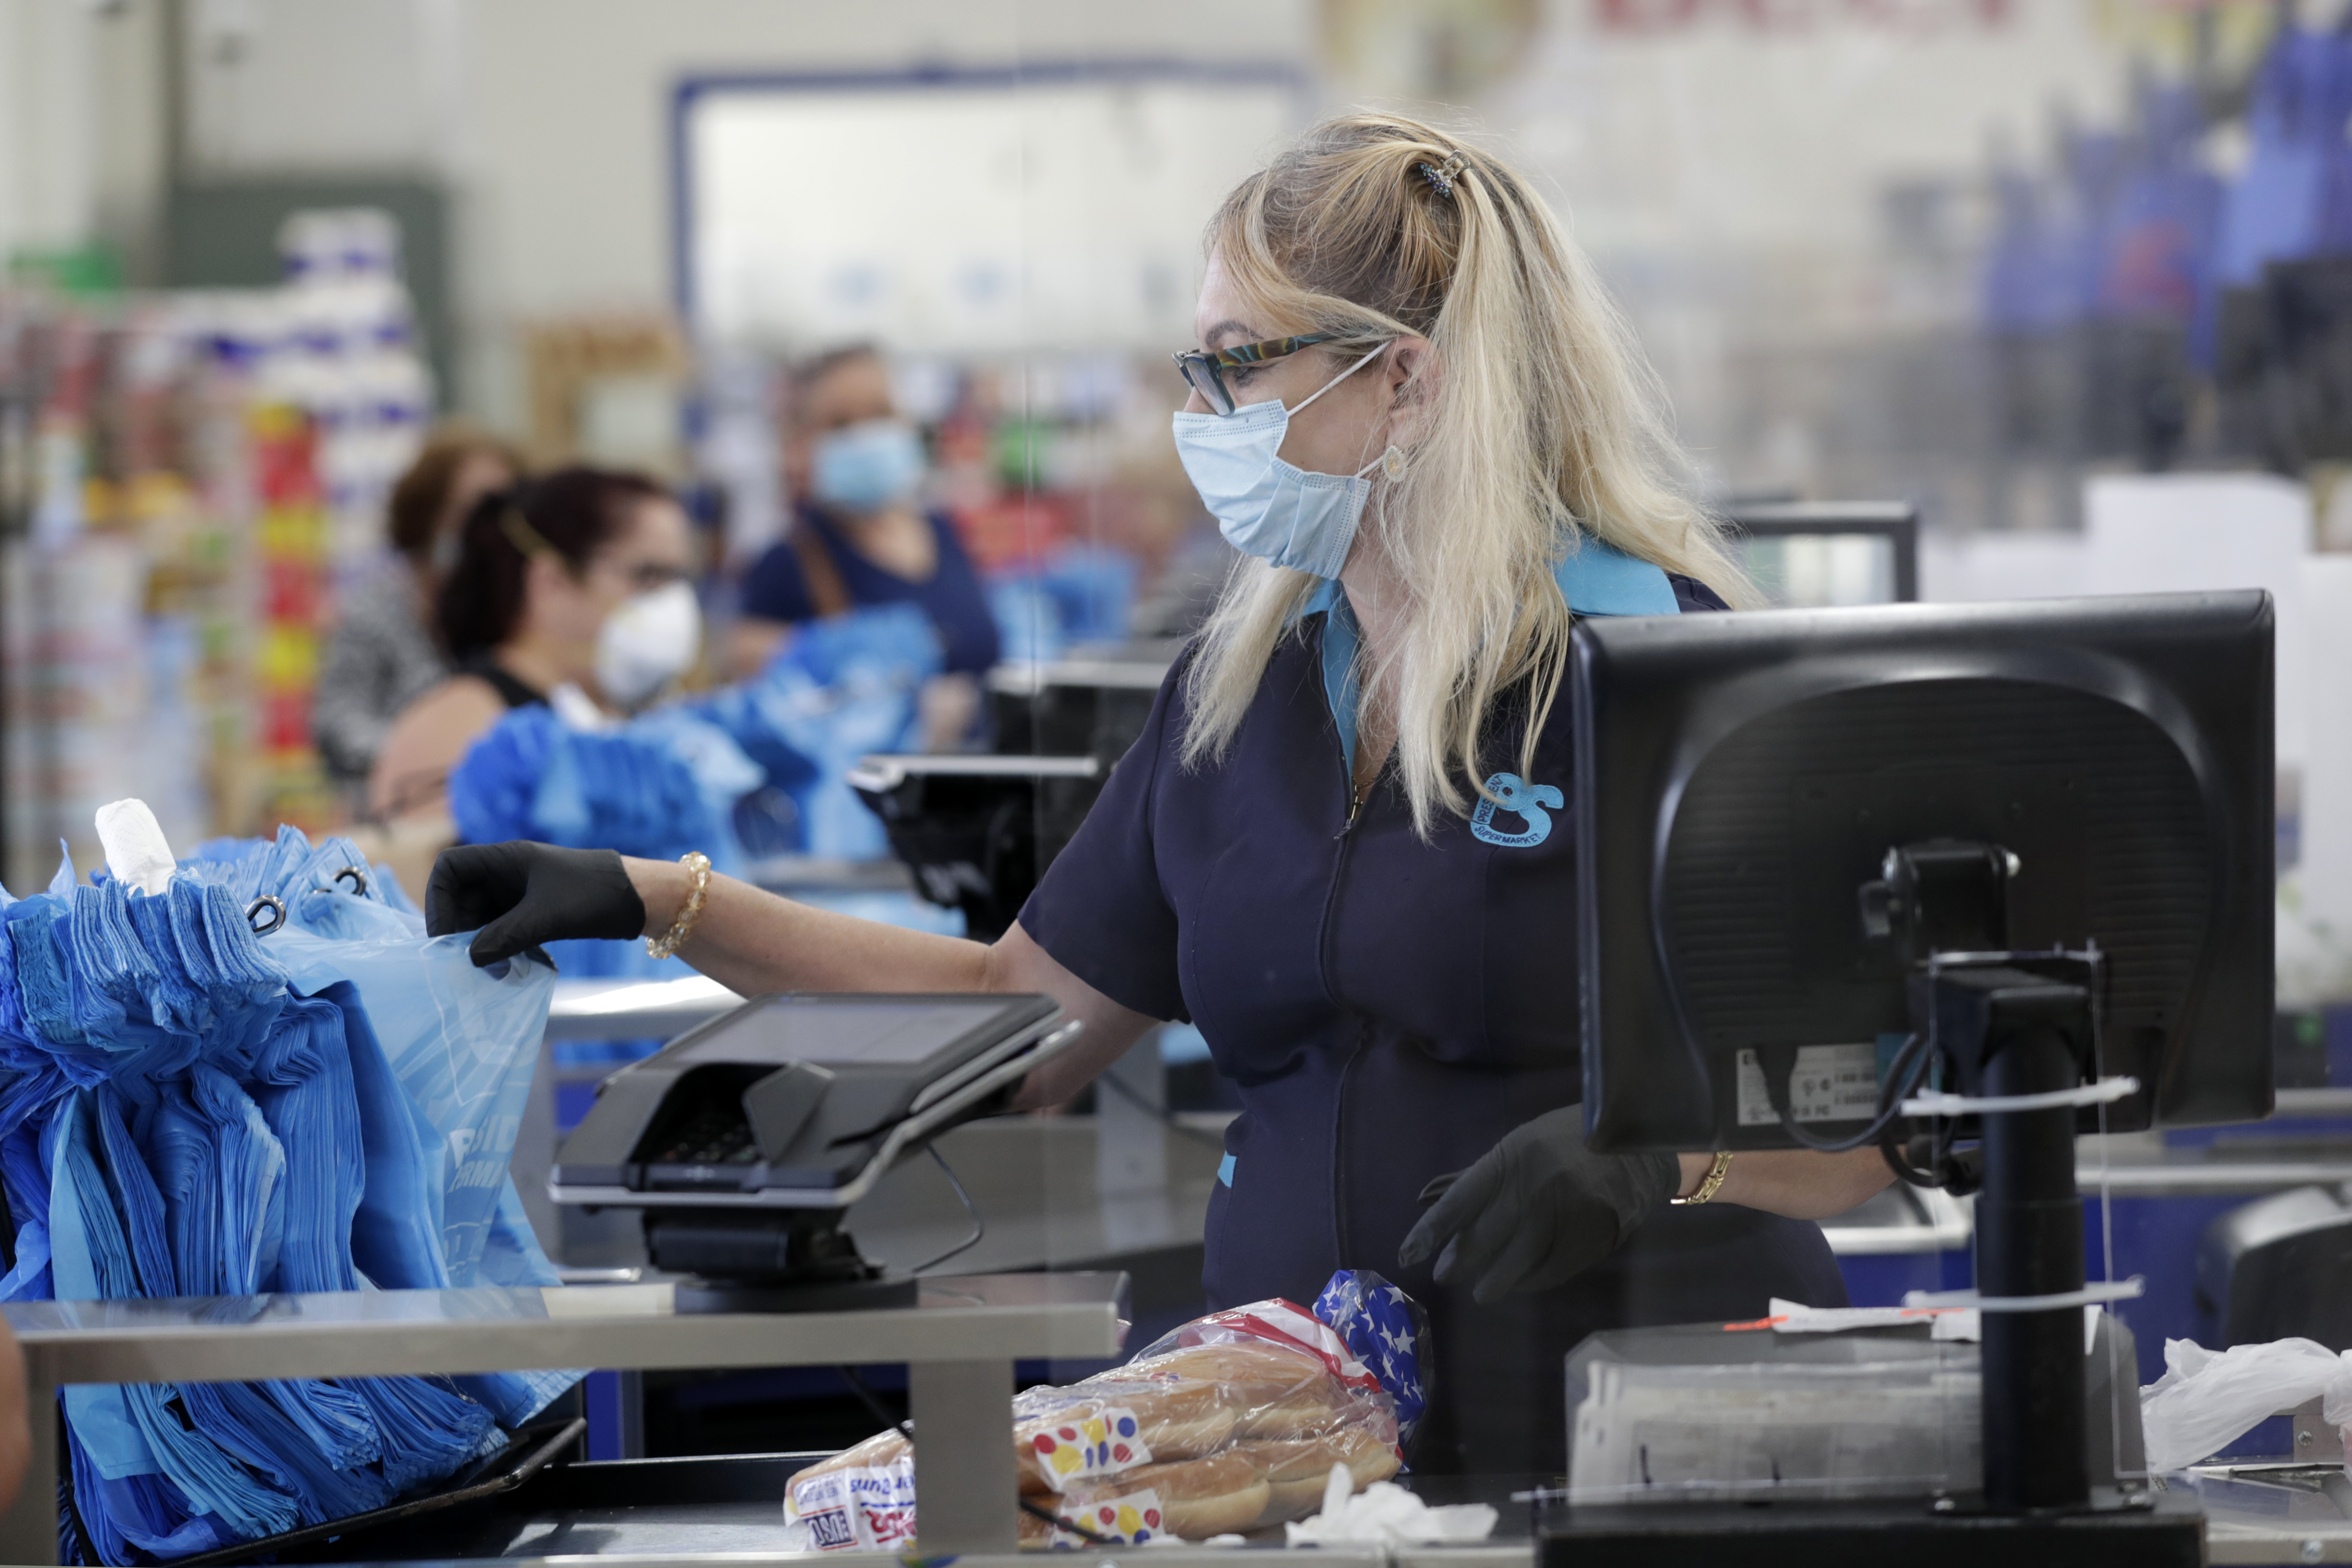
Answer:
[
  {"left": 835, "top": 1365, "right": 1120, "bottom": 1547},
  {"left": 910, "top": 1144, "right": 985, "bottom": 1275},
  {"left": 1882, "top": 1131, "right": 1940, "bottom": 1189},
  {"left": 1096, "top": 1068, "right": 1228, "bottom": 1146},
  {"left": 1882, "top": 1120, "right": 1953, "bottom": 1189},
  {"left": 837, "top": 1364, "right": 911, "bottom": 1441},
  {"left": 1764, "top": 1032, "right": 1935, "bottom": 1153}
]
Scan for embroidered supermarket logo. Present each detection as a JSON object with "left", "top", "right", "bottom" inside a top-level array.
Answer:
[{"left": 1470, "top": 772, "right": 1562, "bottom": 848}]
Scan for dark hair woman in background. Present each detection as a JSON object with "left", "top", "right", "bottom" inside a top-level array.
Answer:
[
  {"left": 368, "top": 465, "right": 699, "bottom": 823},
  {"left": 314, "top": 426, "right": 522, "bottom": 786}
]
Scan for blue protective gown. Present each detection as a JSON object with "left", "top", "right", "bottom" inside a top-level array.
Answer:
[{"left": 1019, "top": 543, "right": 1849, "bottom": 1477}]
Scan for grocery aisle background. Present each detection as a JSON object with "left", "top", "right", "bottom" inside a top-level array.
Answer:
[{"left": 2, "top": 0, "right": 2350, "bottom": 942}]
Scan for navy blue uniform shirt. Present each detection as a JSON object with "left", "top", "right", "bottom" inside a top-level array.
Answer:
[
  {"left": 739, "top": 505, "right": 1001, "bottom": 676},
  {"left": 1019, "top": 543, "right": 1847, "bottom": 1476}
]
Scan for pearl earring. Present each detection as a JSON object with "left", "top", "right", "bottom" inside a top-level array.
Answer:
[{"left": 1380, "top": 445, "right": 1408, "bottom": 480}]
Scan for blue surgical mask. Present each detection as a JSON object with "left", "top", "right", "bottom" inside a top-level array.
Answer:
[
  {"left": 812, "top": 418, "right": 925, "bottom": 513},
  {"left": 1171, "top": 343, "right": 1394, "bottom": 580}
]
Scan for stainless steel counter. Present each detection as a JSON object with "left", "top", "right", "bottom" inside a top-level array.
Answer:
[
  {"left": 330, "top": 1547, "right": 1540, "bottom": 1567},
  {"left": 2078, "top": 1121, "right": 2352, "bottom": 1195},
  {"left": 1817, "top": 1181, "right": 1970, "bottom": 1254},
  {"left": 0, "top": 1273, "right": 1127, "bottom": 1564},
  {"left": 543, "top": 976, "right": 745, "bottom": 1042}
]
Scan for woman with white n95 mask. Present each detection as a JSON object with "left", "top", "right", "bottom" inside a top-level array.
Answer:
[
  {"left": 423, "top": 114, "right": 1895, "bottom": 1477},
  {"left": 370, "top": 467, "right": 701, "bottom": 823}
]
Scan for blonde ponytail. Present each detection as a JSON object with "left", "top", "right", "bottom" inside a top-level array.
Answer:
[{"left": 1179, "top": 113, "right": 1749, "bottom": 835}]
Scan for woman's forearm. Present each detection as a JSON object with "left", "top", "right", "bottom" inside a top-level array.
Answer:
[
  {"left": 623, "top": 857, "right": 992, "bottom": 997},
  {"left": 1675, "top": 1146, "right": 1893, "bottom": 1220},
  {"left": 620, "top": 856, "right": 1160, "bottom": 1101}
]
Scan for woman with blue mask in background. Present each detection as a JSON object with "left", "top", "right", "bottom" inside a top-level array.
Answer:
[
  {"left": 729, "top": 344, "right": 998, "bottom": 749},
  {"left": 427, "top": 115, "right": 1890, "bottom": 1477}
]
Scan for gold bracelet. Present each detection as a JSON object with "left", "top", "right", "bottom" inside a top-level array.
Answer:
[
  {"left": 1670, "top": 1150, "right": 1734, "bottom": 1206},
  {"left": 645, "top": 851, "right": 712, "bottom": 960}
]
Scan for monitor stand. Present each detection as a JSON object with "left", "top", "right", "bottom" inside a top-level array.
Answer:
[
  {"left": 1875, "top": 835, "right": 2115, "bottom": 1514},
  {"left": 1912, "top": 955, "right": 2099, "bottom": 1510},
  {"left": 1542, "top": 843, "right": 2204, "bottom": 1563},
  {"left": 644, "top": 1208, "right": 921, "bottom": 1315}
]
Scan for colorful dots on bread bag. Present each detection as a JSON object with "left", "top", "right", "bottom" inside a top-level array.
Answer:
[
  {"left": 1030, "top": 1407, "right": 1149, "bottom": 1486},
  {"left": 1051, "top": 1489, "right": 1166, "bottom": 1545},
  {"left": 1098, "top": 1501, "right": 1159, "bottom": 1540}
]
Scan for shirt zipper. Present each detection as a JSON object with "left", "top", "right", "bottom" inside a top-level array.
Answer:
[
  {"left": 1329, "top": 1020, "right": 1370, "bottom": 1273},
  {"left": 1320, "top": 722, "right": 1361, "bottom": 1001},
  {"left": 1320, "top": 795, "right": 1358, "bottom": 1001},
  {"left": 1324, "top": 729, "right": 1369, "bottom": 1271}
]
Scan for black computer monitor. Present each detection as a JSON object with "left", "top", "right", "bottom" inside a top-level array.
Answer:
[
  {"left": 1570, "top": 589, "right": 2275, "bottom": 1514},
  {"left": 1576, "top": 589, "right": 2273, "bottom": 1154},
  {"left": 1722, "top": 500, "right": 1921, "bottom": 605}
]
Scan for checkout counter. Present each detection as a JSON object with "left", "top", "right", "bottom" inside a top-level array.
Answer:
[
  {"left": 2, "top": 982, "right": 2346, "bottom": 1563},
  {"left": 439, "top": 977, "right": 2352, "bottom": 1566}
]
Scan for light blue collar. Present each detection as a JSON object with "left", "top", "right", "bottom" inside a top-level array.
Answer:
[{"left": 1304, "top": 537, "right": 1679, "bottom": 777}]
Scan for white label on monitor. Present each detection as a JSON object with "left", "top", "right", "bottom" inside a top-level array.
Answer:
[{"left": 1736, "top": 1044, "right": 1881, "bottom": 1126}]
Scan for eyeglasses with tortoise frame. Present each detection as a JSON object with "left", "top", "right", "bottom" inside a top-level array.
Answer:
[{"left": 1171, "top": 334, "right": 1337, "bottom": 416}]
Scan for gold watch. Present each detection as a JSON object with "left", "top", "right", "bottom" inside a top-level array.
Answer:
[{"left": 1670, "top": 1150, "right": 1733, "bottom": 1206}]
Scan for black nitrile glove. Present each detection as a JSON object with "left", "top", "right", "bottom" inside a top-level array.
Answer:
[
  {"left": 425, "top": 842, "right": 646, "bottom": 968},
  {"left": 1397, "top": 1105, "right": 1680, "bottom": 1304}
]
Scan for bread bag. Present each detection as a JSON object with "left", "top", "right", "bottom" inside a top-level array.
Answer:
[{"left": 783, "top": 1268, "right": 1428, "bottom": 1550}]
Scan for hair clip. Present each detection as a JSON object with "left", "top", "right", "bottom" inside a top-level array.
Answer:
[
  {"left": 499, "top": 508, "right": 560, "bottom": 563},
  {"left": 1418, "top": 150, "right": 1470, "bottom": 199}
]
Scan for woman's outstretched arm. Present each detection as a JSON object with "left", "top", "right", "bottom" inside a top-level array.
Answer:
[{"left": 620, "top": 856, "right": 1154, "bottom": 1107}]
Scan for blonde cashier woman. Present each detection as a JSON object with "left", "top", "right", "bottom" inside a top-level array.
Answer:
[{"left": 424, "top": 115, "right": 1893, "bottom": 1475}]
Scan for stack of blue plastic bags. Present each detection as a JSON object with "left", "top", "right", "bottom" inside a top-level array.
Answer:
[
  {"left": 0, "top": 807, "right": 573, "bottom": 1563},
  {"left": 679, "top": 601, "right": 944, "bottom": 863},
  {"left": 450, "top": 603, "right": 943, "bottom": 887}
]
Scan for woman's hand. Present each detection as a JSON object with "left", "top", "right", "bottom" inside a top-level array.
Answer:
[
  {"left": 424, "top": 842, "right": 650, "bottom": 965},
  {"left": 1398, "top": 1106, "right": 1679, "bottom": 1304}
]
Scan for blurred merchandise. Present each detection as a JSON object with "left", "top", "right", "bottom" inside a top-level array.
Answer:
[
  {"left": 3, "top": 296, "right": 255, "bottom": 881},
  {"left": 267, "top": 210, "right": 435, "bottom": 576},
  {"left": 1977, "top": 18, "right": 2352, "bottom": 488},
  {"left": 521, "top": 315, "right": 688, "bottom": 478},
  {"left": 0, "top": 213, "right": 433, "bottom": 884},
  {"left": 247, "top": 402, "right": 336, "bottom": 836}
]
